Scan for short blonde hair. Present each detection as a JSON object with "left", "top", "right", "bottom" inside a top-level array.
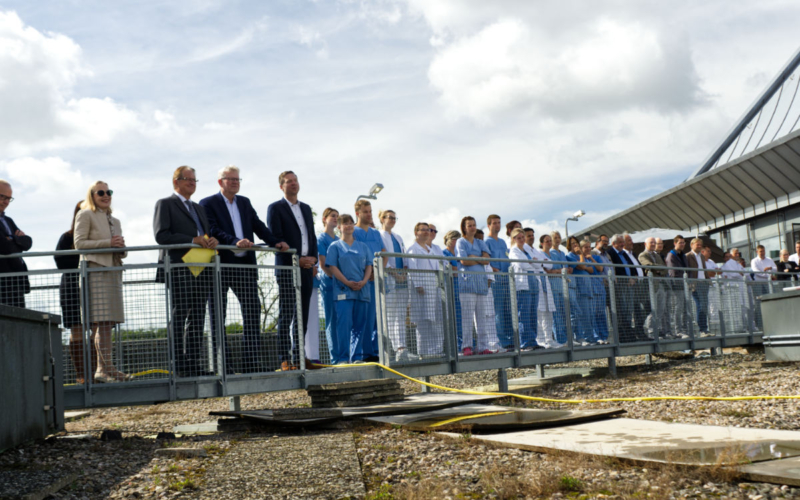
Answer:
[
  {"left": 81, "top": 181, "right": 112, "bottom": 213},
  {"left": 510, "top": 228, "right": 525, "bottom": 240},
  {"left": 354, "top": 199, "right": 371, "bottom": 213},
  {"left": 444, "top": 230, "right": 460, "bottom": 245},
  {"left": 218, "top": 165, "right": 239, "bottom": 180}
]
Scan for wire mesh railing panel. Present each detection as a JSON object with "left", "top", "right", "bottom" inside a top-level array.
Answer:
[
  {"left": 116, "top": 267, "right": 168, "bottom": 382},
  {"left": 545, "top": 274, "right": 569, "bottom": 348},
  {"left": 747, "top": 280, "right": 771, "bottom": 334},
  {"left": 685, "top": 278, "right": 714, "bottom": 338},
  {"left": 165, "top": 262, "right": 215, "bottom": 379},
  {"left": 720, "top": 277, "right": 754, "bottom": 335}
]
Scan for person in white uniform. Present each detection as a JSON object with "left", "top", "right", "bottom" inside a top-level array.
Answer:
[
  {"left": 702, "top": 247, "right": 719, "bottom": 325},
  {"left": 750, "top": 244, "right": 776, "bottom": 330},
  {"left": 406, "top": 222, "right": 444, "bottom": 357},
  {"left": 508, "top": 228, "right": 542, "bottom": 350},
  {"left": 527, "top": 235, "right": 560, "bottom": 348},
  {"left": 789, "top": 241, "right": 800, "bottom": 266},
  {"left": 721, "top": 248, "right": 752, "bottom": 333},
  {"left": 378, "top": 209, "right": 416, "bottom": 362}
]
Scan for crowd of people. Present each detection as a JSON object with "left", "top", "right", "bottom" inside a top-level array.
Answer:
[{"left": 1, "top": 169, "right": 799, "bottom": 381}]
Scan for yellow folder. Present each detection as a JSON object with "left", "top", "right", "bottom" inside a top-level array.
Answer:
[{"left": 182, "top": 236, "right": 217, "bottom": 277}]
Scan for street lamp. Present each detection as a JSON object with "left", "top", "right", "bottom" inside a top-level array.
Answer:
[
  {"left": 564, "top": 210, "right": 585, "bottom": 239},
  {"left": 356, "top": 183, "right": 384, "bottom": 203}
]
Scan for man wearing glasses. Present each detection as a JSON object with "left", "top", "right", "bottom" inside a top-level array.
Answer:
[
  {"left": 0, "top": 180, "right": 32, "bottom": 308},
  {"left": 154, "top": 166, "right": 219, "bottom": 377},
  {"left": 200, "top": 165, "right": 288, "bottom": 373}
]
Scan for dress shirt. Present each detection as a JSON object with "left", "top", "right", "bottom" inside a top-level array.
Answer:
[
  {"left": 284, "top": 197, "right": 309, "bottom": 256},
  {"left": 694, "top": 253, "right": 705, "bottom": 279},
  {"left": 624, "top": 249, "right": 644, "bottom": 277},
  {"left": 705, "top": 259, "right": 716, "bottom": 274},
  {"left": 790, "top": 253, "right": 800, "bottom": 265},
  {"left": 721, "top": 259, "right": 746, "bottom": 280},
  {"left": 223, "top": 194, "right": 246, "bottom": 257},
  {"left": 614, "top": 248, "right": 632, "bottom": 276},
  {"left": 750, "top": 256, "right": 776, "bottom": 281},
  {"left": 175, "top": 192, "right": 202, "bottom": 236}
]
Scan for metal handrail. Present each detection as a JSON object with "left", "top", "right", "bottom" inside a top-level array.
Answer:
[{"left": 0, "top": 244, "right": 296, "bottom": 259}]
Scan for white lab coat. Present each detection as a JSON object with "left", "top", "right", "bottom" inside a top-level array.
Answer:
[
  {"left": 407, "top": 242, "right": 441, "bottom": 322},
  {"left": 380, "top": 230, "right": 406, "bottom": 293},
  {"left": 526, "top": 244, "right": 556, "bottom": 312}
]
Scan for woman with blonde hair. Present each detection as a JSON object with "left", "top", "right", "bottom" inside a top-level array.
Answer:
[
  {"left": 378, "top": 209, "right": 415, "bottom": 362},
  {"left": 74, "top": 181, "right": 128, "bottom": 382}
]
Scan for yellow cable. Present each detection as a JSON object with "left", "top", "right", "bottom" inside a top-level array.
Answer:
[
  {"left": 313, "top": 362, "right": 800, "bottom": 404},
  {"left": 429, "top": 411, "right": 515, "bottom": 427}
]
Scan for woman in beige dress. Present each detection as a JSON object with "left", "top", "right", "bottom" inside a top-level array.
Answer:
[{"left": 74, "top": 181, "right": 128, "bottom": 382}]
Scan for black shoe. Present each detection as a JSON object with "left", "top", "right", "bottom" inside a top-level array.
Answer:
[{"left": 365, "top": 356, "right": 380, "bottom": 362}]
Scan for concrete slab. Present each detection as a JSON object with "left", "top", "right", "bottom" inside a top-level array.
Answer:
[
  {"left": 64, "top": 411, "right": 90, "bottom": 422},
  {"left": 0, "top": 470, "right": 79, "bottom": 500},
  {"left": 442, "top": 418, "right": 800, "bottom": 465},
  {"left": 741, "top": 456, "right": 800, "bottom": 486},
  {"left": 210, "top": 392, "right": 501, "bottom": 427},
  {"left": 365, "top": 404, "right": 625, "bottom": 432}
]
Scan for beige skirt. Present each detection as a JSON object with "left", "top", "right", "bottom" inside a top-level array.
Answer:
[{"left": 82, "top": 262, "right": 125, "bottom": 323}]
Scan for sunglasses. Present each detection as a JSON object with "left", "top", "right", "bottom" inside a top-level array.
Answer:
[{"left": 94, "top": 190, "right": 114, "bottom": 197}]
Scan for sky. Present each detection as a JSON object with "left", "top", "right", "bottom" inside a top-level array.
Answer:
[{"left": 2, "top": 0, "right": 800, "bottom": 266}]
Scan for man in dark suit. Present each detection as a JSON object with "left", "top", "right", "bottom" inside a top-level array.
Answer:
[
  {"left": 0, "top": 180, "right": 32, "bottom": 308},
  {"left": 153, "top": 166, "right": 219, "bottom": 378},
  {"left": 606, "top": 234, "right": 644, "bottom": 342},
  {"left": 267, "top": 171, "right": 318, "bottom": 371},
  {"left": 200, "top": 165, "right": 288, "bottom": 373}
]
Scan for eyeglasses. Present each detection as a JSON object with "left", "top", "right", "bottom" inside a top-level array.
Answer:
[
  {"left": 0, "top": 195, "right": 13, "bottom": 203},
  {"left": 418, "top": 228, "right": 430, "bottom": 232},
  {"left": 177, "top": 177, "right": 198, "bottom": 183},
  {"left": 430, "top": 229, "right": 438, "bottom": 233},
  {"left": 384, "top": 216, "right": 397, "bottom": 221},
  {"left": 93, "top": 190, "right": 113, "bottom": 197},
  {"left": 223, "top": 177, "right": 242, "bottom": 182}
]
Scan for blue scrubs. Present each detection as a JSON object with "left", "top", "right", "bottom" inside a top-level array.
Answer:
[
  {"left": 353, "top": 226, "right": 384, "bottom": 358},
  {"left": 519, "top": 248, "right": 541, "bottom": 349},
  {"left": 567, "top": 253, "right": 598, "bottom": 343},
  {"left": 590, "top": 254, "right": 610, "bottom": 341},
  {"left": 326, "top": 239, "right": 372, "bottom": 362},
  {"left": 548, "top": 249, "right": 568, "bottom": 344},
  {"left": 318, "top": 232, "right": 341, "bottom": 363},
  {"left": 456, "top": 238, "right": 490, "bottom": 295},
  {"left": 485, "top": 236, "right": 513, "bottom": 349},
  {"left": 443, "top": 248, "right": 463, "bottom": 349}
]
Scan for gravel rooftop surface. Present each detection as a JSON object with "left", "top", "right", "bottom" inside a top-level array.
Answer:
[{"left": 3, "top": 348, "right": 800, "bottom": 499}]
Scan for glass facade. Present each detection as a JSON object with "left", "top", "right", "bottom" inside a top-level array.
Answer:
[{"left": 711, "top": 206, "right": 800, "bottom": 262}]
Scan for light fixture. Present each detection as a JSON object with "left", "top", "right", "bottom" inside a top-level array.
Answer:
[
  {"left": 564, "top": 210, "right": 586, "bottom": 239},
  {"left": 356, "top": 183, "right": 384, "bottom": 203}
]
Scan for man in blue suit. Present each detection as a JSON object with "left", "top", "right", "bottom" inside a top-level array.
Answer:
[
  {"left": 267, "top": 171, "right": 318, "bottom": 371},
  {"left": 606, "top": 234, "right": 639, "bottom": 342},
  {"left": 200, "top": 166, "right": 288, "bottom": 373}
]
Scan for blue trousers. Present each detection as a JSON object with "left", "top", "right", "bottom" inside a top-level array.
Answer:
[
  {"left": 335, "top": 299, "right": 370, "bottom": 362},
  {"left": 692, "top": 283, "right": 709, "bottom": 332},
  {"left": 492, "top": 274, "right": 514, "bottom": 348},
  {"left": 320, "top": 278, "right": 344, "bottom": 364},
  {"left": 366, "top": 281, "right": 378, "bottom": 357},
  {"left": 550, "top": 277, "right": 568, "bottom": 344},
  {"left": 453, "top": 278, "right": 464, "bottom": 350},
  {"left": 576, "top": 294, "right": 596, "bottom": 342},
  {"left": 592, "top": 291, "right": 609, "bottom": 341},
  {"left": 516, "top": 290, "right": 539, "bottom": 348}
]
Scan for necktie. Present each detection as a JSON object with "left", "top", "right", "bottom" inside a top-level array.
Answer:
[
  {"left": 184, "top": 201, "right": 204, "bottom": 236},
  {"left": 619, "top": 250, "right": 632, "bottom": 276},
  {"left": 0, "top": 214, "right": 10, "bottom": 236}
]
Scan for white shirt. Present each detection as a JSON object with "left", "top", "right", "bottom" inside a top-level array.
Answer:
[
  {"left": 379, "top": 230, "right": 406, "bottom": 269},
  {"left": 525, "top": 244, "right": 554, "bottom": 273},
  {"left": 790, "top": 253, "right": 800, "bottom": 265},
  {"left": 284, "top": 197, "right": 309, "bottom": 256},
  {"left": 693, "top": 253, "right": 705, "bottom": 280},
  {"left": 429, "top": 243, "right": 444, "bottom": 257},
  {"left": 223, "top": 194, "right": 246, "bottom": 257},
  {"left": 624, "top": 249, "right": 644, "bottom": 277},
  {"left": 751, "top": 256, "right": 776, "bottom": 281},
  {"left": 721, "top": 259, "right": 746, "bottom": 280},
  {"left": 175, "top": 192, "right": 201, "bottom": 236}
]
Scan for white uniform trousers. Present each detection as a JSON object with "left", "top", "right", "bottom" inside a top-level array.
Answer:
[
  {"left": 386, "top": 286, "right": 410, "bottom": 353},
  {"left": 460, "top": 292, "right": 499, "bottom": 352}
]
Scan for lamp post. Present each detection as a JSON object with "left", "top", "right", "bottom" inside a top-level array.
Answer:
[
  {"left": 564, "top": 210, "right": 585, "bottom": 239},
  {"left": 356, "top": 183, "right": 384, "bottom": 203}
]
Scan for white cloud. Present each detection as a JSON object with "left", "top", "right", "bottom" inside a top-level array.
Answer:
[
  {"left": 296, "top": 25, "right": 329, "bottom": 59},
  {"left": 427, "top": 16, "right": 703, "bottom": 123}
]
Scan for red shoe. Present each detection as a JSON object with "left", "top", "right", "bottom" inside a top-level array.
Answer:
[
  {"left": 461, "top": 347, "right": 474, "bottom": 356},
  {"left": 478, "top": 349, "right": 495, "bottom": 355}
]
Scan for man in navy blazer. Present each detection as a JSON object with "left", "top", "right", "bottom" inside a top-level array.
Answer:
[
  {"left": 266, "top": 171, "right": 318, "bottom": 371},
  {"left": 606, "top": 234, "right": 640, "bottom": 342},
  {"left": 200, "top": 166, "right": 288, "bottom": 373},
  {"left": 0, "top": 180, "right": 32, "bottom": 308}
]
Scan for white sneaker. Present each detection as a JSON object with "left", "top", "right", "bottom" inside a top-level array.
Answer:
[{"left": 395, "top": 348, "right": 419, "bottom": 362}]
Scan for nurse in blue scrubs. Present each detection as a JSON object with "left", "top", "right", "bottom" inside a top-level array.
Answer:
[
  {"left": 565, "top": 236, "right": 592, "bottom": 345},
  {"left": 443, "top": 230, "right": 463, "bottom": 350},
  {"left": 548, "top": 231, "right": 569, "bottom": 344},
  {"left": 353, "top": 200, "right": 387, "bottom": 362},
  {"left": 325, "top": 214, "right": 373, "bottom": 363},
  {"left": 484, "top": 215, "right": 514, "bottom": 350},
  {"left": 317, "top": 208, "right": 341, "bottom": 363}
]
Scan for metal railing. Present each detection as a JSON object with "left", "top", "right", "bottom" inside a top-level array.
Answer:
[{"left": 0, "top": 246, "right": 792, "bottom": 409}]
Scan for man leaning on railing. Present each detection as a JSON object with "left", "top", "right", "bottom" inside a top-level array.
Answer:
[{"left": 0, "top": 179, "right": 31, "bottom": 309}]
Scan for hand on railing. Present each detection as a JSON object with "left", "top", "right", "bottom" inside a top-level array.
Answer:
[
  {"left": 192, "top": 235, "right": 219, "bottom": 249},
  {"left": 110, "top": 235, "right": 125, "bottom": 248}
]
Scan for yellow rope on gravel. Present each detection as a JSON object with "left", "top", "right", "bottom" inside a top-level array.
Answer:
[{"left": 313, "top": 361, "right": 800, "bottom": 404}]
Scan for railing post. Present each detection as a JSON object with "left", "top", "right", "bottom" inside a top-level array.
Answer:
[
  {"left": 443, "top": 262, "right": 459, "bottom": 369},
  {"left": 683, "top": 271, "right": 694, "bottom": 343},
  {"left": 507, "top": 268, "right": 520, "bottom": 361},
  {"left": 768, "top": 278, "right": 775, "bottom": 294},
  {"left": 561, "top": 268, "right": 573, "bottom": 355},
  {"left": 79, "top": 260, "right": 92, "bottom": 408},
  {"left": 212, "top": 253, "right": 227, "bottom": 392},
  {"left": 716, "top": 273, "right": 727, "bottom": 344},
  {"left": 292, "top": 254, "right": 305, "bottom": 375},
  {"left": 164, "top": 254, "right": 177, "bottom": 401},
  {"left": 647, "top": 271, "right": 659, "bottom": 350},
  {"left": 746, "top": 275, "right": 755, "bottom": 339},
  {"left": 438, "top": 261, "right": 456, "bottom": 365},
  {"left": 607, "top": 268, "right": 618, "bottom": 348},
  {"left": 374, "top": 256, "right": 390, "bottom": 367}
]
